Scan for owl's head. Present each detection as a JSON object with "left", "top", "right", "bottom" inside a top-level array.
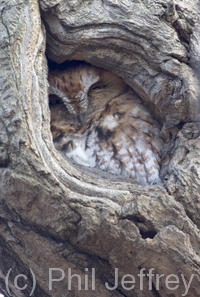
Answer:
[{"left": 48, "top": 64, "right": 101, "bottom": 123}]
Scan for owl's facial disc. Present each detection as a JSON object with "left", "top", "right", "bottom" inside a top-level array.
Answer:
[{"left": 62, "top": 95, "right": 88, "bottom": 124}]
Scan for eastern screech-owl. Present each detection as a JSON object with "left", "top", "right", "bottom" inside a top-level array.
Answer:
[{"left": 48, "top": 62, "right": 163, "bottom": 185}]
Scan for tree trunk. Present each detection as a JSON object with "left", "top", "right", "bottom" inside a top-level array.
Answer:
[{"left": 0, "top": 0, "right": 200, "bottom": 296}]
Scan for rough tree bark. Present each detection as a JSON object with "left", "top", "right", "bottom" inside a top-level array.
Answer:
[{"left": 0, "top": 0, "right": 200, "bottom": 296}]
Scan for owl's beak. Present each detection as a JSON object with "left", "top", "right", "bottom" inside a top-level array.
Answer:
[{"left": 77, "top": 112, "right": 87, "bottom": 124}]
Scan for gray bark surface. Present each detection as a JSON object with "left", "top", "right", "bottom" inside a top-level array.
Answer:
[{"left": 0, "top": 0, "right": 200, "bottom": 296}]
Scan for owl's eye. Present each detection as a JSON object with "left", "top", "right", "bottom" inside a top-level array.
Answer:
[
  {"left": 92, "top": 85, "right": 101, "bottom": 90},
  {"left": 90, "top": 84, "right": 106, "bottom": 91}
]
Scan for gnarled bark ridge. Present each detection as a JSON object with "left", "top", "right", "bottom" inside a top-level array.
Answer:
[{"left": 0, "top": 0, "right": 200, "bottom": 296}]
